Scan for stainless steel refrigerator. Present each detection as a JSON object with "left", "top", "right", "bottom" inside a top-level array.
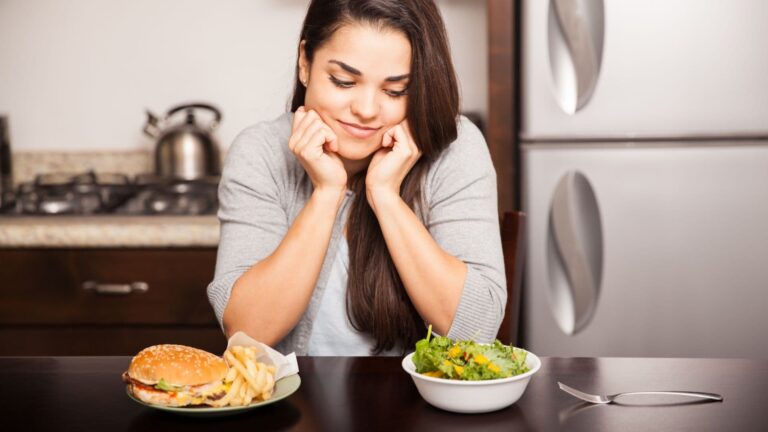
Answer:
[{"left": 520, "top": 0, "right": 768, "bottom": 357}]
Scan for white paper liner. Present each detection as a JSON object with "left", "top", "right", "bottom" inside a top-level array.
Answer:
[{"left": 225, "top": 331, "right": 299, "bottom": 381}]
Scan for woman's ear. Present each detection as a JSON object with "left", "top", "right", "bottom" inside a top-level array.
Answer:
[{"left": 298, "top": 40, "right": 309, "bottom": 86}]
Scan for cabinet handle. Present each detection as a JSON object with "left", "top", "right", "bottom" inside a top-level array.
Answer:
[{"left": 82, "top": 281, "right": 149, "bottom": 295}]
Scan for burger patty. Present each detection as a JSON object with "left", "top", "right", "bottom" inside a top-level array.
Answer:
[
  {"left": 122, "top": 371, "right": 227, "bottom": 405},
  {"left": 206, "top": 391, "right": 226, "bottom": 401}
]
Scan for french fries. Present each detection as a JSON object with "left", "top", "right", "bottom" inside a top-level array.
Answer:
[{"left": 212, "top": 345, "right": 277, "bottom": 407}]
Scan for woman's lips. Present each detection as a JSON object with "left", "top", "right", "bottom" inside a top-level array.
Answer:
[{"left": 338, "top": 120, "right": 380, "bottom": 139}]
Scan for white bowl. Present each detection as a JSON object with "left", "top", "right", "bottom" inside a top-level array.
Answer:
[{"left": 401, "top": 350, "right": 541, "bottom": 414}]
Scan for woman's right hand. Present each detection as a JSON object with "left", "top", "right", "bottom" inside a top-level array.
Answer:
[{"left": 290, "top": 107, "right": 347, "bottom": 194}]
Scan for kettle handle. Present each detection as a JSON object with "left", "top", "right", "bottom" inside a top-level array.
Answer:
[{"left": 166, "top": 103, "right": 222, "bottom": 129}]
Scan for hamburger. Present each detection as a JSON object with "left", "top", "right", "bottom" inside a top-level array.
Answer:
[{"left": 123, "top": 344, "right": 229, "bottom": 407}]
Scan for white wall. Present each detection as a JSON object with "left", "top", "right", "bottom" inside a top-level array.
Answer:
[{"left": 0, "top": 0, "right": 487, "bottom": 151}]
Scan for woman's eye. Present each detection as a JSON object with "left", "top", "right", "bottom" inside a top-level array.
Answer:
[
  {"left": 329, "top": 74, "right": 407, "bottom": 98},
  {"left": 385, "top": 89, "right": 408, "bottom": 98},
  {"left": 329, "top": 75, "right": 354, "bottom": 88}
]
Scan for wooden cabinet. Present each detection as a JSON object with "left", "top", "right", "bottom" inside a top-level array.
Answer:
[
  {"left": 0, "top": 248, "right": 227, "bottom": 355},
  {"left": 487, "top": 0, "right": 519, "bottom": 213}
]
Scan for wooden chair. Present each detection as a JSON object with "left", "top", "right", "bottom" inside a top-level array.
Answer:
[{"left": 497, "top": 211, "right": 526, "bottom": 345}]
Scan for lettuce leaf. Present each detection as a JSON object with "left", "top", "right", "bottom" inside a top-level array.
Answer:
[
  {"left": 154, "top": 378, "right": 183, "bottom": 392},
  {"left": 413, "top": 326, "right": 530, "bottom": 381}
]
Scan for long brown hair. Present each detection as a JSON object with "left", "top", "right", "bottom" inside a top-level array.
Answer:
[{"left": 290, "top": 0, "right": 459, "bottom": 353}]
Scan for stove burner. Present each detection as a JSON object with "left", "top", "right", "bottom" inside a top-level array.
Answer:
[
  {"left": 6, "top": 171, "right": 218, "bottom": 216},
  {"left": 119, "top": 177, "right": 219, "bottom": 216}
]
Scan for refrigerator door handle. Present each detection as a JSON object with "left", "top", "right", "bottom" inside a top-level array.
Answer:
[
  {"left": 548, "top": 0, "right": 604, "bottom": 114},
  {"left": 547, "top": 171, "right": 603, "bottom": 335}
]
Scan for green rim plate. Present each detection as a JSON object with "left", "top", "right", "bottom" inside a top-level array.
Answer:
[{"left": 126, "top": 374, "right": 301, "bottom": 417}]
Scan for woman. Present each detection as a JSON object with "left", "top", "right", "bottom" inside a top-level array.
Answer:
[{"left": 207, "top": 0, "right": 505, "bottom": 355}]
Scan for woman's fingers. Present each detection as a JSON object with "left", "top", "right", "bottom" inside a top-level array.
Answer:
[
  {"left": 324, "top": 129, "right": 339, "bottom": 152},
  {"left": 367, "top": 120, "right": 421, "bottom": 191},
  {"left": 291, "top": 106, "right": 307, "bottom": 134},
  {"left": 289, "top": 108, "right": 306, "bottom": 151},
  {"left": 391, "top": 125, "right": 408, "bottom": 151},
  {"left": 393, "top": 122, "right": 420, "bottom": 159},
  {"left": 292, "top": 110, "right": 320, "bottom": 147},
  {"left": 382, "top": 128, "right": 394, "bottom": 148},
  {"left": 289, "top": 108, "right": 346, "bottom": 191},
  {"left": 290, "top": 109, "right": 337, "bottom": 155},
  {"left": 400, "top": 120, "right": 417, "bottom": 148},
  {"left": 301, "top": 127, "right": 335, "bottom": 160},
  {"left": 383, "top": 124, "right": 415, "bottom": 163},
  {"left": 292, "top": 119, "right": 324, "bottom": 154}
]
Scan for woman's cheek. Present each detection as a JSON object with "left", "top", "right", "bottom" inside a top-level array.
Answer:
[
  {"left": 381, "top": 98, "right": 408, "bottom": 125},
  {"left": 379, "top": 107, "right": 405, "bottom": 129}
]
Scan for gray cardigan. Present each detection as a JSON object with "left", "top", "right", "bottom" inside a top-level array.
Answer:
[{"left": 207, "top": 113, "right": 506, "bottom": 355}]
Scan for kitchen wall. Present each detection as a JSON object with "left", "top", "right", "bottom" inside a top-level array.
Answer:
[{"left": 0, "top": 0, "right": 487, "bottom": 152}]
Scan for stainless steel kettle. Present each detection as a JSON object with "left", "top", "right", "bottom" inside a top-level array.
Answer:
[{"left": 144, "top": 103, "right": 222, "bottom": 180}]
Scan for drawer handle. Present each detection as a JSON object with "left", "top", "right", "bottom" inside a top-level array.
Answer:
[{"left": 82, "top": 281, "right": 149, "bottom": 295}]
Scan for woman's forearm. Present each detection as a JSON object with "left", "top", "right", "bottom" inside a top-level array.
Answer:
[
  {"left": 222, "top": 188, "right": 345, "bottom": 345},
  {"left": 369, "top": 190, "right": 467, "bottom": 335}
]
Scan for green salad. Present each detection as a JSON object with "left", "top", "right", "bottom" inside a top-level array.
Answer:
[{"left": 412, "top": 326, "right": 530, "bottom": 380}]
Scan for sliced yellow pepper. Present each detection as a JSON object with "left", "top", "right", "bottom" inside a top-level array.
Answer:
[
  {"left": 473, "top": 354, "right": 489, "bottom": 365},
  {"left": 453, "top": 364, "right": 464, "bottom": 376},
  {"left": 448, "top": 345, "right": 462, "bottom": 358},
  {"left": 422, "top": 371, "right": 444, "bottom": 378},
  {"left": 487, "top": 363, "right": 500, "bottom": 373}
]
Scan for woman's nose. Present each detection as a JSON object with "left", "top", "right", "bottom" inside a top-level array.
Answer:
[{"left": 350, "top": 89, "right": 379, "bottom": 120}]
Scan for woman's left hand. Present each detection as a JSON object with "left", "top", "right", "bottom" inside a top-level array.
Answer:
[{"left": 365, "top": 120, "right": 422, "bottom": 212}]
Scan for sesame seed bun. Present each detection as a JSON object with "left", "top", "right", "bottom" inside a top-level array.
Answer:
[{"left": 127, "top": 344, "right": 227, "bottom": 387}]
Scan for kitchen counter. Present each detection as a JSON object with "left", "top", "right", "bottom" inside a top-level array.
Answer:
[
  {"left": 1, "top": 356, "right": 763, "bottom": 431},
  {"left": 2, "top": 150, "right": 222, "bottom": 248},
  {"left": 0, "top": 215, "right": 219, "bottom": 247}
]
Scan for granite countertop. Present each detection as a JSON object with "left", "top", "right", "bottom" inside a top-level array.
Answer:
[{"left": 0, "top": 215, "right": 219, "bottom": 248}]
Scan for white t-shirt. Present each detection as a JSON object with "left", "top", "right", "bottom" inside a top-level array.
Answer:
[{"left": 307, "top": 238, "right": 401, "bottom": 356}]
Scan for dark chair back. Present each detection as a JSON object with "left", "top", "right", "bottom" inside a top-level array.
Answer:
[{"left": 497, "top": 211, "right": 526, "bottom": 345}]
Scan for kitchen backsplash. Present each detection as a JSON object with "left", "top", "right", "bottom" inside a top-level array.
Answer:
[{"left": 11, "top": 151, "right": 152, "bottom": 184}]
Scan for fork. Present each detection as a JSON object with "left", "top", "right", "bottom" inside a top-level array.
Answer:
[{"left": 558, "top": 382, "right": 723, "bottom": 404}]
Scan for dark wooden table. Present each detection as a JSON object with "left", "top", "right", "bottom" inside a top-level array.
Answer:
[{"left": 1, "top": 356, "right": 765, "bottom": 431}]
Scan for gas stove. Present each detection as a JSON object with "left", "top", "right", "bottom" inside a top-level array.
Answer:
[{"left": 1, "top": 171, "right": 218, "bottom": 216}]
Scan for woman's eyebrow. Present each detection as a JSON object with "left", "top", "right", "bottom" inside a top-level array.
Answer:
[{"left": 329, "top": 59, "right": 410, "bottom": 82}]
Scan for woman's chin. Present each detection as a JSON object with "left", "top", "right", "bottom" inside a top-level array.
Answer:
[
  {"left": 336, "top": 142, "right": 379, "bottom": 162},
  {"left": 335, "top": 148, "right": 376, "bottom": 176}
]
